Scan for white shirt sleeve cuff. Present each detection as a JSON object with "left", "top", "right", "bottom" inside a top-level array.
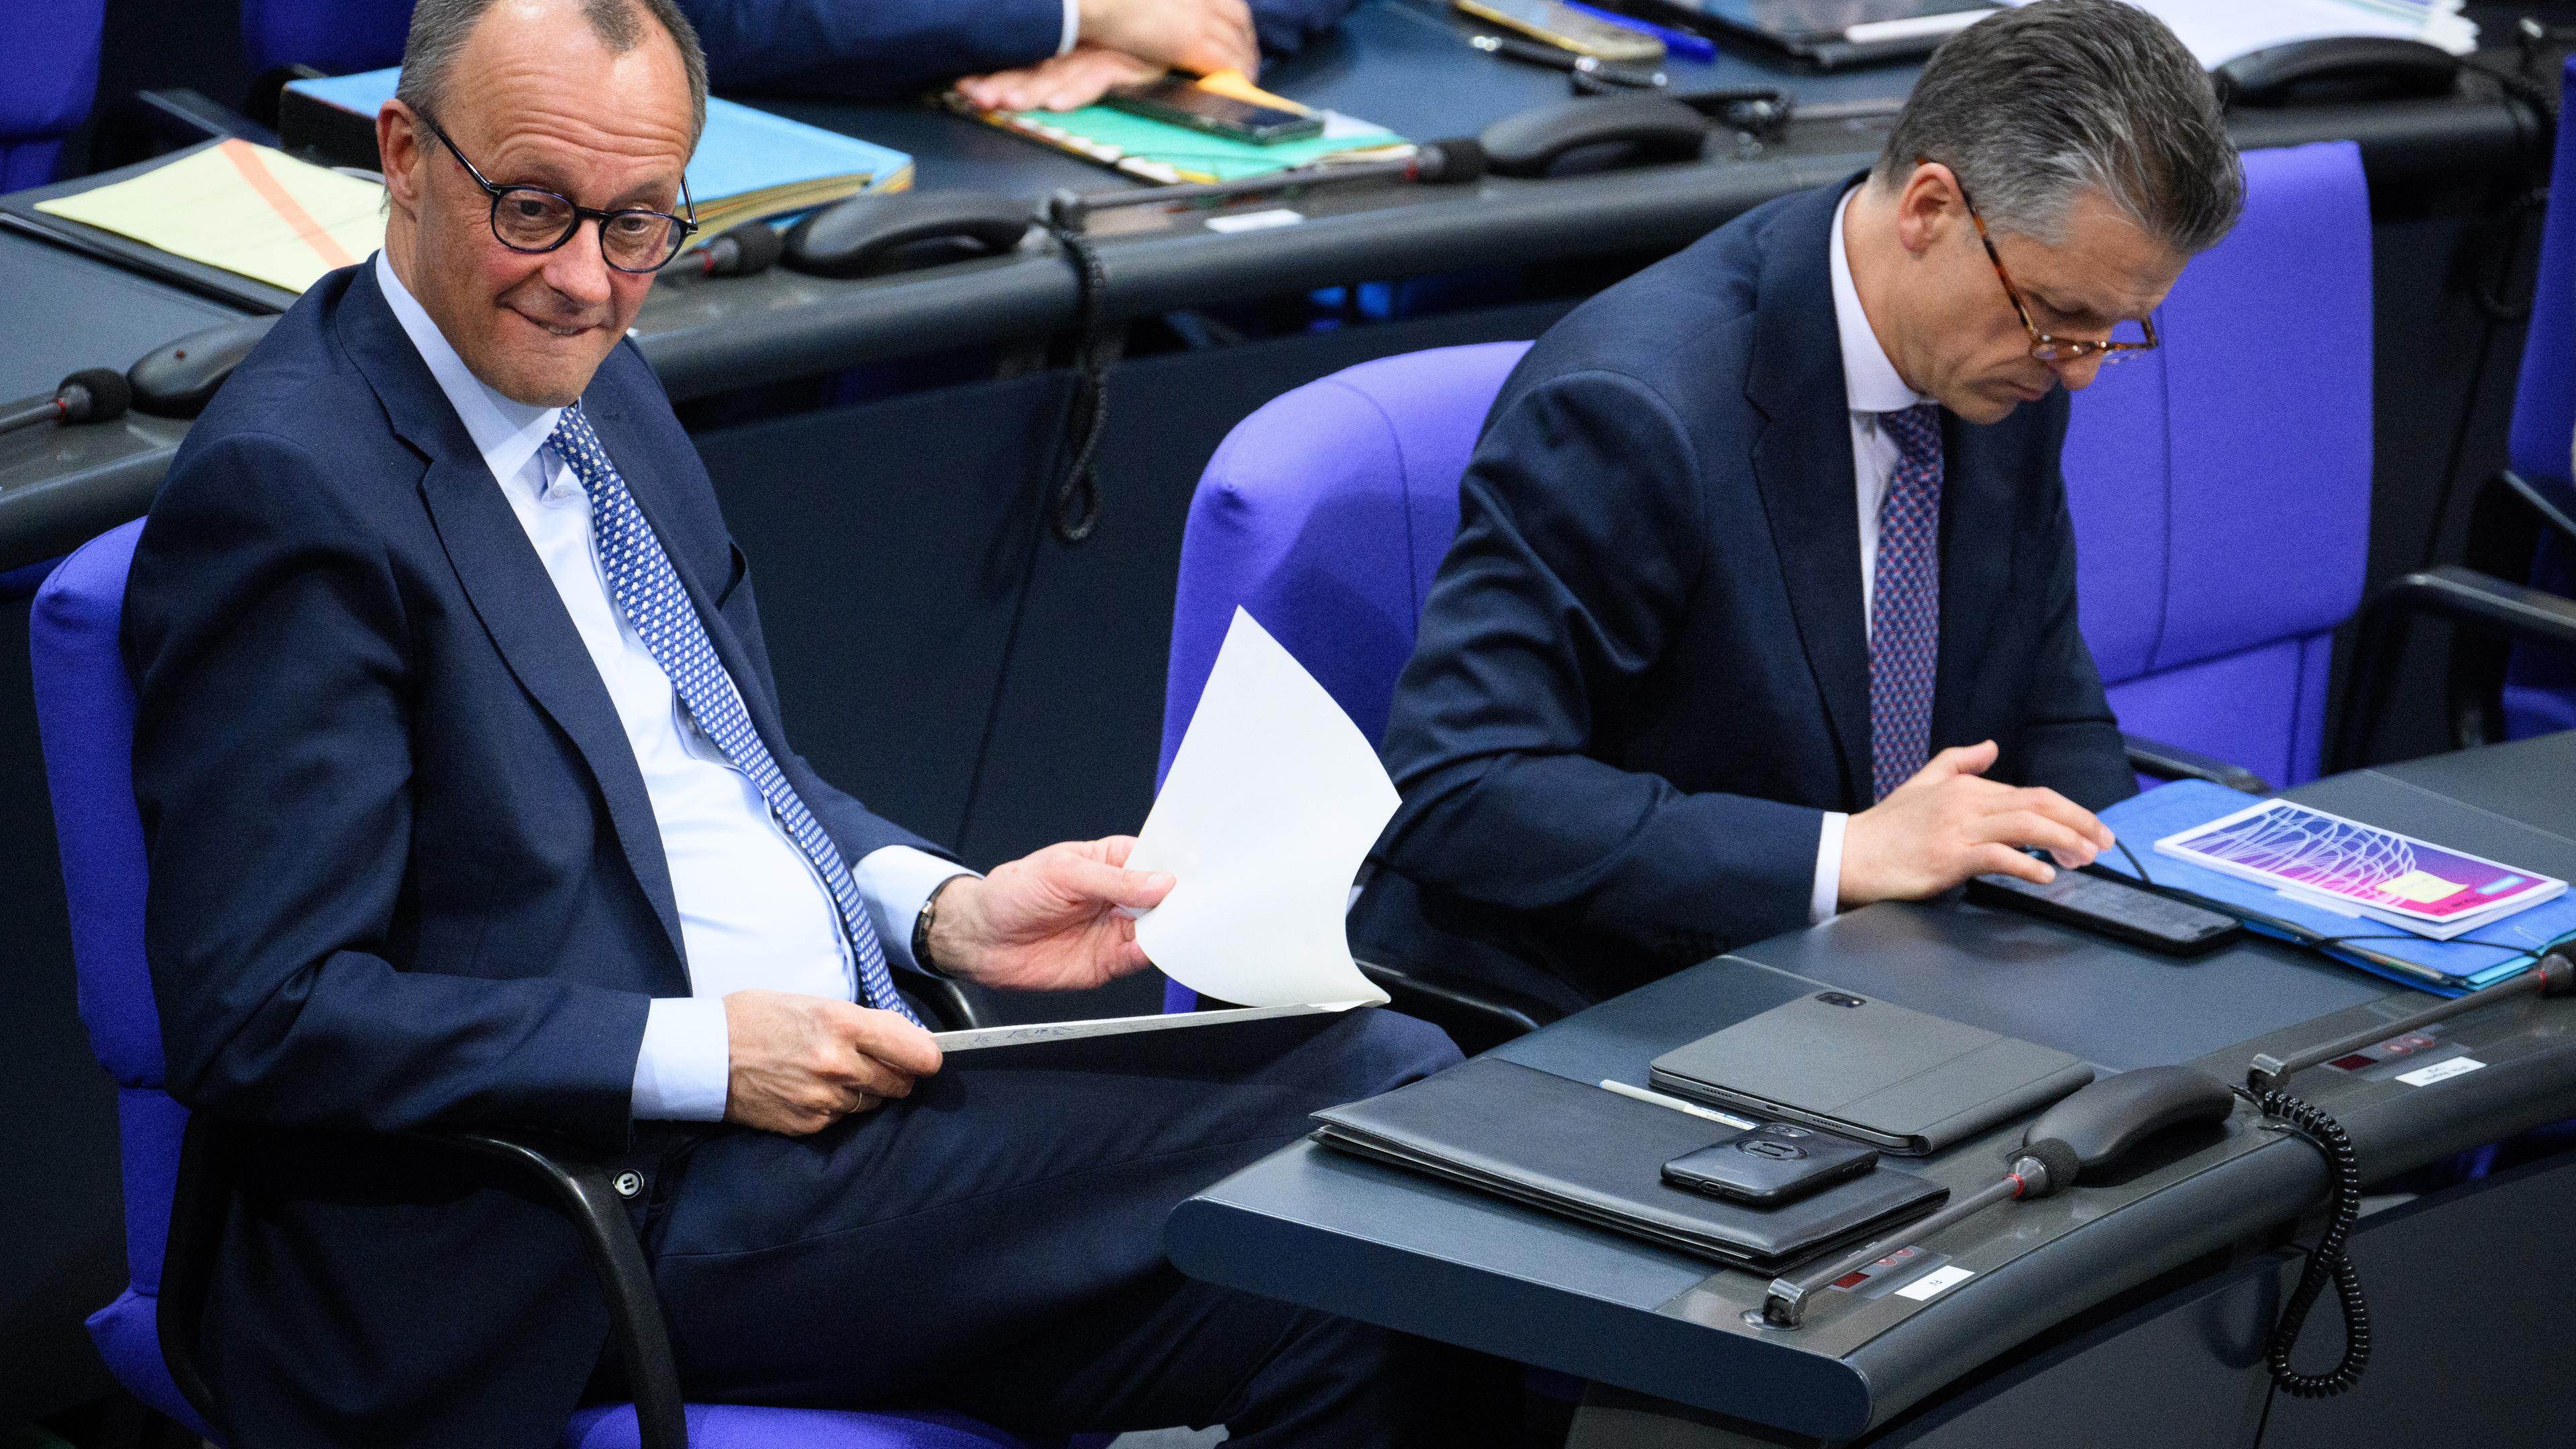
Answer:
[
  {"left": 631, "top": 996, "right": 731, "bottom": 1122},
  {"left": 1059, "top": 0, "right": 1081, "bottom": 56},
  {"left": 855, "top": 845, "right": 977, "bottom": 975},
  {"left": 1810, "top": 812, "right": 1847, "bottom": 926}
]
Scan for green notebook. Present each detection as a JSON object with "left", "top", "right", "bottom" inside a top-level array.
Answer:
[{"left": 958, "top": 99, "right": 1409, "bottom": 185}]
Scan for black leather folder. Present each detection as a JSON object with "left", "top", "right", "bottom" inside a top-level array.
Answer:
[{"left": 1309, "top": 1057, "right": 1947, "bottom": 1271}]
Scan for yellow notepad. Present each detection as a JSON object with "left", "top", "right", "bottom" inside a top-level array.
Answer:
[{"left": 38, "top": 140, "right": 386, "bottom": 296}]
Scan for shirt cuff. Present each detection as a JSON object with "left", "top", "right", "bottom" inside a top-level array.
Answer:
[
  {"left": 1059, "top": 0, "right": 1080, "bottom": 56},
  {"left": 1810, "top": 812, "right": 1847, "bottom": 926},
  {"left": 856, "top": 845, "right": 977, "bottom": 975},
  {"left": 631, "top": 996, "right": 731, "bottom": 1122}
]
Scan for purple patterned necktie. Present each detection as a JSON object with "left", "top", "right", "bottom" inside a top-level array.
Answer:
[
  {"left": 549, "top": 402, "right": 920, "bottom": 1026},
  {"left": 1870, "top": 403, "right": 1943, "bottom": 802}
]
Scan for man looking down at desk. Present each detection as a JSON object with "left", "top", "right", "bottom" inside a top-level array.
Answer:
[
  {"left": 674, "top": 0, "right": 1358, "bottom": 112},
  {"left": 123, "top": 1, "right": 1479, "bottom": 1444},
  {"left": 1356, "top": 0, "right": 2246, "bottom": 1010}
]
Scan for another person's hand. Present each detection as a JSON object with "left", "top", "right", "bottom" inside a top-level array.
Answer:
[
  {"left": 926, "top": 837, "right": 1175, "bottom": 991},
  {"left": 722, "top": 989, "right": 942, "bottom": 1136},
  {"left": 955, "top": 46, "right": 1167, "bottom": 113},
  {"left": 1079, "top": 0, "right": 1259, "bottom": 78},
  {"left": 1837, "top": 741, "right": 2115, "bottom": 908},
  {"left": 956, "top": 0, "right": 1258, "bottom": 113}
]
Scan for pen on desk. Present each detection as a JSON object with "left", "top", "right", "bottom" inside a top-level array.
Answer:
[
  {"left": 1559, "top": 0, "right": 1719, "bottom": 61},
  {"left": 1597, "top": 1078, "right": 1758, "bottom": 1129},
  {"left": 1469, "top": 32, "right": 1668, "bottom": 89}
]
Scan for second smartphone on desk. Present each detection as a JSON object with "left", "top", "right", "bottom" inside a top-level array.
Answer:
[{"left": 1664, "top": 1122, "right": 1880, "bottom": 1206}]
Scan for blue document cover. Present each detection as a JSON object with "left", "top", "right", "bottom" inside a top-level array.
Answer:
[
  {"left": 285, "top": 69, "right": 913, "bottom": 205},
  {"left": 2096, "top": 781, "right": 2576, "bottom": 995}
]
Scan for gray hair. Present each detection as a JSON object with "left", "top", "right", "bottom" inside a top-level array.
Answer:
[
  {"left": 395, "top": 0, "right": 708, "bottom": 142},
  {"left": 1876, "top": 0, "right": 2243, "bottom": 255}
]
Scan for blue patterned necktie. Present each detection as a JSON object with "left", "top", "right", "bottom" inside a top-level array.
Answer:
[
  {"left": 1870, "top": 404, "right": 1943, "bottom": 802},
  {"left": 549, "top": 402, "right": 919, "bottom": 1026}
]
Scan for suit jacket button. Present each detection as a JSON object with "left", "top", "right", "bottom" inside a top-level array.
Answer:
[{"left": 613, "top": 1171, "right": 645, "bottom": 1200}]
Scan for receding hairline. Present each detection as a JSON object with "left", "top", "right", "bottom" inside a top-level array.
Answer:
[{"left": 394, "top": 0, "right": 707, "bottom": 145}]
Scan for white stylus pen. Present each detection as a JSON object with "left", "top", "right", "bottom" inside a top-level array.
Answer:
[{"left": 1597, "top": 1077, "right": 1758, "bottom": 1130}]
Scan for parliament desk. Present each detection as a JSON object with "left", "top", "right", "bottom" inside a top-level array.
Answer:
[
  {"left": 1169, "top": 731, "right": 2576, "bottom": 1448},
  {"left": 0, "top": 3, "right": 2559, "bottom": 1419}
]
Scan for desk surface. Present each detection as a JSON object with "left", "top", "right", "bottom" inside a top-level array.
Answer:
[{"left": 1167, "top": 733, "right": 2576, "bottom": 1440}]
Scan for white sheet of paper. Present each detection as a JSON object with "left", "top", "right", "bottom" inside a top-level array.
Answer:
[{"left": 1124, "top": 608, "right": 1393, "bottom": 1009}]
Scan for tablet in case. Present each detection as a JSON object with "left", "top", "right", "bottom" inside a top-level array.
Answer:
[
  {"left": 1309, "top": 1057, "right": 1947, "bottom": 1271},
  {"left": 1648, "top": 990, "right": 2096, "bottom": 1155}
]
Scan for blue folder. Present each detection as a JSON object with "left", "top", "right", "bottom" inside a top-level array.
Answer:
[
  {"left": 2096, "top": 780, "right": 2576, "bottom": 996},
  {"left": 284, "top": 68, "right": 912, "bottom": 233}
]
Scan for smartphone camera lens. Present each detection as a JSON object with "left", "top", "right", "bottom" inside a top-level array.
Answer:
[{"left": 1816, "top": 991, "right": 1866, "bottom": 1008}]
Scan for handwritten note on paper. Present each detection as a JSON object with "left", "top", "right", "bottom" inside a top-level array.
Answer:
[{"left": 1126, "top": 608, "right": 1393, "bottom": 1010}]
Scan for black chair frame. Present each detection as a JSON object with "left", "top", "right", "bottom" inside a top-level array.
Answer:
[{"left": 152, "top": 977, "right": 989, "bottom": 1449}]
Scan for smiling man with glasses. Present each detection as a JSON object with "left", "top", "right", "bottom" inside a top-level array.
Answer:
[
  {"left": 1354, "top": 0, "right": 2246, "bottom": 1012},
  {"left": 121, "top": 1, "right": 1495, "bottom": 1445}
]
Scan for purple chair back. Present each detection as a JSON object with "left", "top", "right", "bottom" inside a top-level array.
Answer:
[
  {"left": 241, "top": 0, "right": 416, "bottom": 76},
  {"left": 2493, "top": 58, "right": 2576, "bottom": 739},
  {"left": 29, "top": 520, "right": 210, "bottom": 1434},
  {"left": 2062, "top": 141, "right": 2372, "bottom": 789},
  {"left": 1, "top": 0, "right": 106, "bottom": 191}
]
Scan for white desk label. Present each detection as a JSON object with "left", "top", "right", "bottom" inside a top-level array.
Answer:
[
  {"left": 1205, "top": 208, "right": 1304, "bottom": 233},
  {"left": 1894, "top": 1265, "right": 1976, "bottom": 1302},
  {"left": 2397, "top": 1056, "right": 2485, "bottom": 1087}
]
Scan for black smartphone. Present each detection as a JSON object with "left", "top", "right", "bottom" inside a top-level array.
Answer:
[
  {"left": 1967, "top": 867, "right": 2243, "bottom": 957},
  {"left": 1104, "top": 76, "right": 1324, "bottom": 144},
  {"left": 1662, "top": 1123, "right": 1879, "bottom": 1208}
]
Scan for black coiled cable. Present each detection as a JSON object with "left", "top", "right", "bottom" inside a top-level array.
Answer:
[
  {"left": 1041, "top": 220, "right": 1110, "bottom": 543},
  {"left": 2245, "top": 1087, "right": 2371, "bottom": 1397}
]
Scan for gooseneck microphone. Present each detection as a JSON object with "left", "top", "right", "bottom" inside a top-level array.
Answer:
[
  {"left": 0, "top": 368, "right": 134, "bottom": 438},
  {"left": 1046, "top": 137, "right": 1488, "bottom": 227},
  {"left": 1759, "top": 1067, "right": 2239, "bottom": 1328},
  {"left": 691, "top": 219, "right": 784, "bottom": 278}
]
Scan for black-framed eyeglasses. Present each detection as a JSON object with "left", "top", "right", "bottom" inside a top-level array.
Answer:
[
  {"left": 418, "top": 112, "right": 698, "bottom": 273},
  {"left": 1931, "top": 158, "right": 2159, "bottom": 367}
]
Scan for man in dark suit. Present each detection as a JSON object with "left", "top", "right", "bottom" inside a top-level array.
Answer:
[
  {"left": 675, "top": 0, "right": 1357, "bottom": 111},
  {"left": 124, "top": 1, "right": 1482, "bottom": 1444},
  {"left": 1357, "top": 0, "right": 2247, "bottom": 1009}
]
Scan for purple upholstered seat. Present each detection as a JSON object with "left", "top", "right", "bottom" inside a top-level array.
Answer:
[
  {"left": 2493, "top": 57, "right": 2576, "bottom": 739},
  {"left": 241, "top": 0, "right": 417, "bottom": 76},
  {"left": 2061, "top": 140, "right": 2373, "bottom": 790},
  {"left": 1, "top": 0, "right": 105, "bottom": 191},
  {"left": 1157, "top": 147, "right": 2375, "bottom": 1016},
  {"left": 31, "top": 519, "right": 1065, "bottom": 1448}
]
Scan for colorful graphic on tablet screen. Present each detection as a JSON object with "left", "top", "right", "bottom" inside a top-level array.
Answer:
[{"left": 2156, "top": 800, "right": 2564, "bottom": 926}]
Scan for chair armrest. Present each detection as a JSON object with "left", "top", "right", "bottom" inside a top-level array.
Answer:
[
  {"left": 156, "top": 1118, "right": 690, "bottom": 1449},
  {"left": 1355, "top": 958, "right": 1565, "bottom": 1057},
  {"left": 2122, "top": 733, "right": 2274, "bottom": 796},
  {"left": 2330, "top": 565, "right": 2576, "bottom": 773},
  {"left": 899, "top": 971, "right": 991, "bottom": 1032}
]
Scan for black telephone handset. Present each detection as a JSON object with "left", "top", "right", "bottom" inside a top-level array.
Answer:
[
  {"left": 2217, "top": 37, "right": 2462, "bottom": 109},
  {"left": 1478, "top": 93, "right": 1706, "bottom": 178},
  {"left": 782, "top": 191, "right": 1035, "bottom": 279}
]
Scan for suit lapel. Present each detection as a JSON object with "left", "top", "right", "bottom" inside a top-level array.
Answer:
[
  {"left": 1743, "top": 185, "right": 1872, "bottom": 808},
  {"left": 1931, "top": 410, "right": 2023, "bottom": 749},
  {"left": 336, "top": 270, "right": 689, "bottom": 971}
]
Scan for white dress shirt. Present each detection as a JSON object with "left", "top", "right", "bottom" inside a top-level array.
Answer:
[
  {"left": 376, "top": 253, "right": 964, "bottom": 1122},
  {"left": 1809, "top": 187, "right": 1939, "bottom": 924}
]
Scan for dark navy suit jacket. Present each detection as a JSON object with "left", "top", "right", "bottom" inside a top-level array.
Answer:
[
  {"left": 1360, "top": 182, "right": 2134, "bottom": 1006},
  {"left": 677, "top": 0, "right": 1360, "bottom": 97},
  {"left": 123, "top": 264, "right": 941, "bottom": 1444}
]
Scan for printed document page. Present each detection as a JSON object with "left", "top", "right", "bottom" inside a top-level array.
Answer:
[{"left": 938, "top": 608, "right": 1393, "bottom": 1051}]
